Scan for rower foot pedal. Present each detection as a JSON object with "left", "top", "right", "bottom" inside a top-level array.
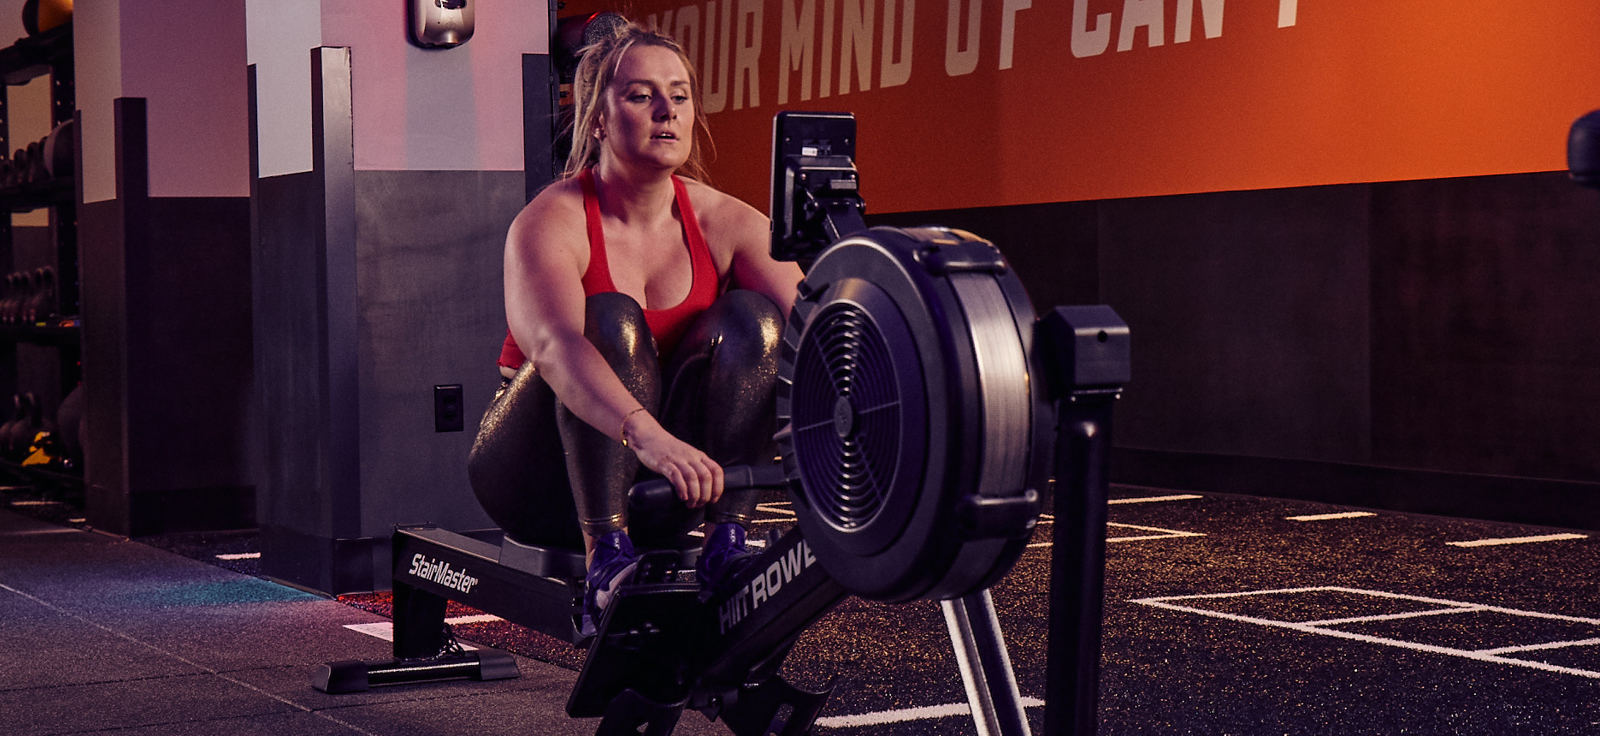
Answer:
[
  {"left": 313, "top": 650, "right": 520, "bottom": 693},
  {"left": 716, "top": 675, "right": 834, "bottom": 736},
  {"left": 595, "top": 688, "right": 688, "bottom": 736},
  {"left": 567, "top": 555, "right": 704, "bottom": 716}
]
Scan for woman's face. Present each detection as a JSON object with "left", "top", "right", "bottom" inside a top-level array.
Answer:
[{"left": 599, "top": 44, "right": 695, "bottom": 173}]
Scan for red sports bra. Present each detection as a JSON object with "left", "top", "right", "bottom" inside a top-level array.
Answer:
[{"left": 498, "top": 168, "right": 719, "bottom": 369}]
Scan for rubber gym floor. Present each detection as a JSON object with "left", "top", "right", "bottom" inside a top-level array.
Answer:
[{"left": 5, "top": 482, "right": 1600, "bottom": 735}]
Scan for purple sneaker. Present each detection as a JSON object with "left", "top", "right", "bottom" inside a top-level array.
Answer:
[
  {"left": 580, "top": 530, "right": 638, "bottom": 637},
  {"left": 696, "top": 522, "right": 759, "bottom": 593}
]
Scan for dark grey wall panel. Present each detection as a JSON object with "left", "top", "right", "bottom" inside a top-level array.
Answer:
[
  {"left": 885, "top": 172, "right": 1600, "bottom": 526},
  {"left": 255, "top": 168, "right": 357, "bottom": 591},
  {"left": 1099, "top": 184, "right": 1372, "bottom": 464},
  {"left": 868, "top": 200, "right": 1100, "bottom": 310},
  {"left": 253, "top": 169, "right": 521, "bottom": 593},
  {"left": 79, "top": 197, "right": 127, "bottom": 522},
  {"left": 125, "top": 197, "right": 253, "bottom": 494},
  {"left": 523, "top": 53, "right": 558, "bottom": 200},
  {"left": 1114, "top": 447, "right": 1600, "bottom": 531},
  {"left": 81, "top": 98, "right": 143, "bottom": 533},
  {"left": 353, "top": 169, "right": 519, "bottom": 538},
  {"left": 313, "top": 47, "right": 362, "bottom": 544},
  {"left": 252, "top": 50, "right": 537, "bottom": 594},
  {"left": 255, "top": 49, "right": 367, "bottom": 591},
  {"left": 253, "top": 173, "right": 325, "bottom": 537},
  {"left": 1370, "top": 172, "right": 1600, "bottom": 482},
  {"left": 80, "top": 98, "right": 255, "bottom": 536}
]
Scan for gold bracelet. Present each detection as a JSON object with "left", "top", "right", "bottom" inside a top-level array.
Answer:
[{"left": 619, "top": 407, "right": 648, "bottom": 448}]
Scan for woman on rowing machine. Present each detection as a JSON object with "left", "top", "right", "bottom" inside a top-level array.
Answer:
[{"left": 468, "top": 22, "right": 802, "bottom": 636}]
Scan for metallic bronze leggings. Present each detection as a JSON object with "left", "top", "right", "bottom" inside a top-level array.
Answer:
[{"left": 468, "top": 290, "right": 783, "bottom": 550}]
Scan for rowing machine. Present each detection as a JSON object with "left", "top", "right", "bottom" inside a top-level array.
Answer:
[{"left": 317, "top": 111, "right": 1129, "bottom": 736}]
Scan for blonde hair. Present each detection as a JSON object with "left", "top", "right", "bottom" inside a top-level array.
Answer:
[{"left": 565, "top": 22, "right": 713, "bottom": 181}]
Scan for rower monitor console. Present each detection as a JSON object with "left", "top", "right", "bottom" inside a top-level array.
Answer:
[{"left": 770, "top": 111, "right": 866, "bottom": 269}]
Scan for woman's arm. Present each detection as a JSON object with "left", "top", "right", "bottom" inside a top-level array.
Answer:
[
  {"left": 698, "top": 187, "right": 804, "bottom": 316},
  {"left": 504, "top": 191, "right": 724, "bottom": 507}
]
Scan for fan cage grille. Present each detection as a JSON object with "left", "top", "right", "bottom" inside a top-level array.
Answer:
[{"left": 791, "top": 303, "right": 903, "bottom": 530}]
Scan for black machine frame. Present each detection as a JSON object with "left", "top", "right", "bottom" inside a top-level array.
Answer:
[{"left": 316, "top": 111, "right": 1130, "bottom": 736}]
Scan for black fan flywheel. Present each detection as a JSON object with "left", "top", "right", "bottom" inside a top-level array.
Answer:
[{"left": 776, "top": 227, "right": 1051, "bottom": 602}]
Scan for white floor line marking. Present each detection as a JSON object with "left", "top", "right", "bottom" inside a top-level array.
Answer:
[
  {"left": 1108, "top": 494, "right": 1203, "bottom": 505},
  {"left": 1108, "top": 522, "right": 1206, "bottom": 542},
  {"left": 0, "top": 580, "right": 382, "bottom": 736},
  {"left": 1132, "top": 586, "right": 1600, "bottom": 680},
  {"left": 1448, "top": 533, "right": 1587, "bottom": 548},
  {"left": 214, "top": 552, "right": 261, "bottom": 560},
  {"left": 344, "top": 622, "right": 399, "bottom": 640},
  {"left": 446, "top": 614, "right": 502, "bottom": 625},
  {"left": 8, "top": 500, "right": 63, "bottom": 506},
  {"left": 343, "top": 622, "right": 479, "bottom": 649},
  {"left": 1, "top": 528, "right": 85, "bottom": 536},
  {"left": 814, "top": 696, "right": 1045, "bottom": 728},
  {"left": 1029, "top": 522, "right": 1205, "bottom": 548},
  {"left": 1301, "top": 606, "right": 1485, "bottom": 627},
  {"left": 1476, "top": 637, "right": 1600, "bottom": 655},
  {"left": 1288, "top": 511, "right": 1377, "bottom": 522}
]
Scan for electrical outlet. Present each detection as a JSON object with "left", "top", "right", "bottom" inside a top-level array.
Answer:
[{"left": 434, "top": 384, "right": 464, "bottom": 432}]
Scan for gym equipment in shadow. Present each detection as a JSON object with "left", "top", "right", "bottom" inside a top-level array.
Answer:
[
  {"left": 316, "top": 111, "right": 1129, "bottom": 736},
  {"left": 1570, "top": 110, "right": 1600, "bottom": 189}
]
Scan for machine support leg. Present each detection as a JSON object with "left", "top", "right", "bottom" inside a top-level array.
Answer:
[
  {"left": 1044, "top": 395, "right": 1115, "bottom": 736},
  {"left": 942, "top": 589, "right": 1033, "bottom": 736},
  {"left": 392, "top": 580, "right": 450, "bottom": 659}
]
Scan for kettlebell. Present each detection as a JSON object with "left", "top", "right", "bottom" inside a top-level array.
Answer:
[
  {"left": 0, "top": 274, "right": 13, "bottom": 324},
  {"left": 24, "top": 268, "right": 53, "bottom": 323},
  {"left": 22, "top": 391, "right": 51, "bottom": 460},
  {"left": 25, "top": 141, "right": 46, "bottom": 184},
  {"left": 18, "top": 270, "right": 38, "bottom": 324},
  {"left": 2, "top": 273, "right": 20, "bottom": 324},
  {"left": 56, "top": 383, "right": 83, "bottom": 463},
  {"left": 37, "top": 267, "right": 56, "bottom": 320},
  {"left": 42, "top": 119, "right": 74, "bottom": 180}
]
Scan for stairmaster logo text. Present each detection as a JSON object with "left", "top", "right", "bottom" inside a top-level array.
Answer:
[
  {"left": 717, "top": 539, "right": 818, "bottom": 634},
  {"left": 408, "top": 554, "right": 479, "bottom": 594}
]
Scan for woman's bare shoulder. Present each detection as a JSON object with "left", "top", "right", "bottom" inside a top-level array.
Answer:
[
  {"left": 510, "top": 177, "right": 587, "bottom": 249},
  {"left": 680, "top": 178, "right": 768, "bottom": 245}
]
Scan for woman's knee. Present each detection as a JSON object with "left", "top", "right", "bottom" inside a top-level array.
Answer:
[
  {"left": 585, "top": 291, "right": 653, "bottom": 361},
  {"left": 703, "top": 290, "right": 784, "bottom": 367},
  {"left": 584, "top": 292, "right": 661, "bottom": 402}
]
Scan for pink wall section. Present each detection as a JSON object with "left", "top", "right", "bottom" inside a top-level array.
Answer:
[
  {"left": 119, "top": 0, "right": 251, "bottom": 198},
  {"left": 246, "top": 0, "right": 322, "bottom": 180},
  {"left": 74, "top": 0, "right": 251, "bottom": 201},
  {"left": 320, "top": 0, "right": 546, "bottom": 172},
  {"left": 74, "top": 0, "right": 122, "bottom": 204},
  {"left": 78, "top": 0, "right": 549, "bottom": 193}
]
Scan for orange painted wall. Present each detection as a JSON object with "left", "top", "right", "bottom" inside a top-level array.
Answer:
[{"left": 562, "top": 0, "right": 1600, "bottom": 213}]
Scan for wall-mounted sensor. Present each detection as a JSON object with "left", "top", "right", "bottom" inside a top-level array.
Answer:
[{"left": 411, "top": 0, "right": 474, "bottom": 48}]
